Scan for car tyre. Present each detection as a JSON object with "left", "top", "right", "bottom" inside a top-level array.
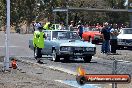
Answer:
[
  {"left": 63, "top": 56, "right": 70, "bottom": 62},
  {"left": 117, "top": 45, "right": 124, "bottom": 50},
  {"left": 83, "top": 56, "right": 92, "bottom": 63},
  {"left": 52, "top": 50, "right": 60, "bottom": 62}
]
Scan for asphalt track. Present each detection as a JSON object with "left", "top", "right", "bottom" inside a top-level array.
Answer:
[{"left": 0, "top": 32, "right": 132, "bottom": 88}]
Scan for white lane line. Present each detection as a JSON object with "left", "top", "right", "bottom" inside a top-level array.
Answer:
[
  {"left": 117, "top": 60, "right": 131, "bottom": 63},
  {"left": 17, "top": 58, "right": 77, "bottom": 76},
  {"left": 14, "top": 56, "right": 34, "bottom": 58},
  {"left": 55, "top": 80, "right": 101, "bottom": 88},
  {"left": 0, "top": 46, "right": 20, "bottom": 48},
  {"left": 93, "top": 56, "right": 132, "bottom": 64},
  {"left": 46, "top": 65, "right": 77, "bottom": 76},
  {"left": 13, "top": 56, "right": 52, "bottom": 58}
]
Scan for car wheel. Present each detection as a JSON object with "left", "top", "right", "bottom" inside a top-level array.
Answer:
[
  {"left": 83, "top": 56, "right": 92, "bottom": 63},
  {"left": 93, "top": 39, "right": 99, "bottom": 44},
  {"left": 117, "top": 45, "right": 124, "bottom": 50},
  {"left": 52, "top": 50, "right": 60, "bottom": 62},
  {"left": 63, "top": 56, "right": 70, "bottom": 62}
]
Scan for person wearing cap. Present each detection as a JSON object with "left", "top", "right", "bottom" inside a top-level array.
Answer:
[
  {"left": 101, "top": 22, "right": 110, "bottom": 54},
  {"left": 33, "top": 26, "right": 45, "bottom": 64}
]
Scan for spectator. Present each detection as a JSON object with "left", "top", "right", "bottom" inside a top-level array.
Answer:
[
  {"left": 96, "top": 23, "right": 102, "bottom": 32},
  {"left": 58, "top": 22, "right": 65, "bottom": 30},
  {"left": 34, "top": 21, "right": 42, "bottom": 30},
  {"left": 69, "top": 21, "right": 74, "bottom": 31},
  {"left": 77, "top": 21, "right": 83, "bottom": 39},
  {"left": 110, "top": 24, "right": 119, "bottom": 54},
  {"left": 101, "top": 22, "right": 110, "bottom": 54},
  {"left": 43, "top": 22, "right": 52, "bottom": 30}
]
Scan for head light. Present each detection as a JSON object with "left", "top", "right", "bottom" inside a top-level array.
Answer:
[{"left": 60, "top": 46, "right": 71, "bottom": 51}]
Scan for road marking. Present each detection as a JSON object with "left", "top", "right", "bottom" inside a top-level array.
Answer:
[
  {"left": 55, "top": 80, "right": 101, "bottom": 88},
  {"left": 14, "top": 56, "right": 34, "bottom": 58},
  {"left": 117, "top": 60, "right": 131, "bottom": 63},
  {"left": 93, "top": 56, "right": 132, "bottom": 64},
  {"left": 0, "top": 46, "right": 20, "bottom": 48},
  {"left": 16, "top": 58, "right": 77, "bottom": 75},
  {"left": 47, "top": 65, "right": 77, "bottom": 75}
]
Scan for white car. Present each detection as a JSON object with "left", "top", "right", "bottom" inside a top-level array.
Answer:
[{"left": 117, "top": 28, "right": 132, "bottom": 48}]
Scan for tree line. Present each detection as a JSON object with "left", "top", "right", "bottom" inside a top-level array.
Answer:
[{"left": 0, "top": 0, "right": 129, "bottom": 32}]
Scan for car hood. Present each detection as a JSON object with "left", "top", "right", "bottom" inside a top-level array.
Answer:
[
  {"left": 84, "top": 31, "right": 101, "bottom": 35},
  {"left": 117, "top": 34, "right": 132, "bottom": 39},
  {"left": 57, "top": 40, "right": 95, "bottom": 47}
]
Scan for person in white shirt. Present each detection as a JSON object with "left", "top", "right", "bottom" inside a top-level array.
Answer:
[
  {"left": 34, "top": 22, "right": 42, "bottom": 30},
  {"left": 110, "top": 24, "right": 119, "bottom": 54},
  {"left": 69, "top": 21, "right": 74, "bottom": 31}
]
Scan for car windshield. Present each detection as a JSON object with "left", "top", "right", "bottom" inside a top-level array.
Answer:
[
  {"left": 52, "top": 31, "right": 81, "bottom": 40},
  {"left": 123, "top": 29, "right": 132, "bottom": 34}
]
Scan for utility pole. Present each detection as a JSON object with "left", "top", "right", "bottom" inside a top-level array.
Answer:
[
  {"left": 4, "top": 0, "right": 10, "bottom": 71},
  {"left": 66, "top": 0, "right": 69, "bottom": 30},
  {"left": 112, "top": 59, "right": 117, "bottom": 88},
  {"left": 66, "top": 9, "right": 69, "bottom": 30}
]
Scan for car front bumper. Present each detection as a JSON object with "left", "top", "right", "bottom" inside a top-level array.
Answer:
[
  {"left": 59, "top": 51, "right": 95, "bottom": 57},
  {"left": 118, "top": 42, "right": 132, "bottom": 46}
]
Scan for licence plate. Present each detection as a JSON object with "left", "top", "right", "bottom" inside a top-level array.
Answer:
[
  {"left": 74, "top": 53, "right": 82, "bottom": 55},
  {"left": 75, "top": 47, "right": 83, "bottom": 50}
]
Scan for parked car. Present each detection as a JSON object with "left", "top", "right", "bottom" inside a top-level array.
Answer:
[
  {"left": 117, "top": 28, "right": 132, "bottom": 49},
  {"left": 82, "top": 27, "right": 103, "bottom": 44},
  {"left": 29, "top": 30, "right": 96, "bottom": 62}
]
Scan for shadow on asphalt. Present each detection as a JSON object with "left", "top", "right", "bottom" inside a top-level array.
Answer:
[
  {"left": 117, "top": 47, "right": 132, "bottom": 51},
  {"left": 44, "top": 57, "right": 97, "bottom": 63},
  {"left": 60, "top": 59, "right": 97, "bottom": 63}
]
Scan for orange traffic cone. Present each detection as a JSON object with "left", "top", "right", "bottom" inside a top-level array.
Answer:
[{"left": 11, "top": 59, "right": 17, "bottom": 69}]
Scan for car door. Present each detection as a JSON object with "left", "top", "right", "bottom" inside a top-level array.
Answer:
[{"left": 41, "top": 31, "right": 52, "bottom": 55}]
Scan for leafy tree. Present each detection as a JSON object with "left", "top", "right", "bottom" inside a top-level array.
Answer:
[{"left": 0, "top": 0, "right": 130, "bottom": 32}]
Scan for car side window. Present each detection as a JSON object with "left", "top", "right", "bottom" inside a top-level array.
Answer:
[
  {"left": 52, "top": 31, "right": 58, "bottom": 40},
  {"left": 44, "top": 31, "right": 51, "bottom": 40}
]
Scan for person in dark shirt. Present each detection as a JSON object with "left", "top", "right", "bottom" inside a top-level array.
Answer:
[
  {"left": 101, "top": 22, "right": 110, "bottom": 54},
  {"left": 77, "top": 21, "right": 83, "bottom": 39}
]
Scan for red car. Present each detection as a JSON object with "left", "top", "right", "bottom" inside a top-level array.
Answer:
[{"left": 82, "top": 27, "right": 103, "bottom": 44}]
